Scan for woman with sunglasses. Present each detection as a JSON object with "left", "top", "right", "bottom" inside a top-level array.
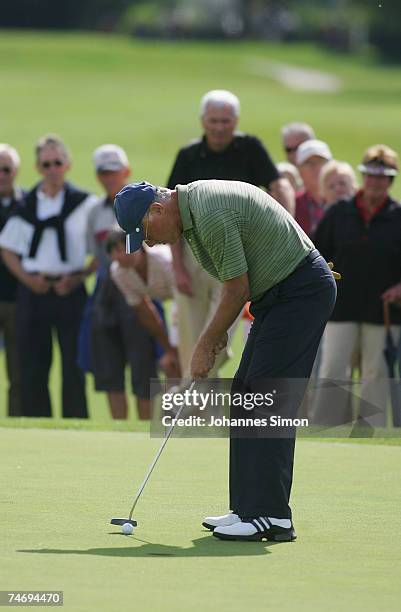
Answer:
[{"left": 0, "top": 134, "right": 97, "bottom": 418}]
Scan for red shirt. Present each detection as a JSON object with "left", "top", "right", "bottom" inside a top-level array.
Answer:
[
  {"left": 355, "top": 189, "right": 388, "bottom": 224},
  {"left": 295, "top": 190, "right": 326, "bottom": 238}
]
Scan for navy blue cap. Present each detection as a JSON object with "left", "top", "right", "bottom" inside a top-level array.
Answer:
[{"left": 114, "top": 181, "right": 156, "bottom": 253}]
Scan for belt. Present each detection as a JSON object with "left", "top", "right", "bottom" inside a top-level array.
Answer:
[
  {"left": 28, "top": 270, "right": 83, "bottom": 281},
  {"left": 295, "top": 248, "right": 320, "bottom": 271}
]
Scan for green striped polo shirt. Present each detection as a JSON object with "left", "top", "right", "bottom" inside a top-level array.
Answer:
[{"left": 177, "top": 180, "right": 314, "bottom": 301}]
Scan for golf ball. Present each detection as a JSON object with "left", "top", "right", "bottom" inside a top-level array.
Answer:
[{"left": 122, "top": 522, "right": 134, "bottom": 535}]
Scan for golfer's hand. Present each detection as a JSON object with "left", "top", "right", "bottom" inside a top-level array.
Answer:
[
  {"left": 175, "top": 266, "right": 194, "bottom": 296},
  {"left": 328, "top": 261, "right": 341, "bottom": 281},
  {"left": 213, "top": 332, "right": 228, "bottom": 355},
  {"left": 190, "top": 340, "right": 216, "bottom": 379}
]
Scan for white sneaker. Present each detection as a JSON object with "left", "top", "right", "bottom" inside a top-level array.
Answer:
[
  {"left": 213, "top": 517, "right": 296, "bottom": 542},
  {"left": 202, "top": 512, "right": 240, "bottom": 531}
]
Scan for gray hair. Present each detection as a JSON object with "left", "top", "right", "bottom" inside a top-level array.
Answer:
[
  {"left": 155, "top": 186, "right": 173, "bottom": 203},
  {"left": 281, "top": 122, "right": 315, "bottom": 140},
  {"left": 35, "top": 133, "right": 70, "bottom": 162},
  {"left": 0, "top": 143, "right": 20, "bottom": 169},
  {"left": 200, "top": 89, "right": 240, "bottom": 118}
]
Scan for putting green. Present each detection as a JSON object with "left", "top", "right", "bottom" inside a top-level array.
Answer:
[{"left": 1, "top": 428, "right": 400, "bottom": 611}]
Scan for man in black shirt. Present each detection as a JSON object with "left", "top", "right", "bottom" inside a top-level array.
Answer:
[
  {"left": 167, "top": 89, "right": 294, "bottom": 375},
  {"left": 0, "top": 143, "right": 24, "bottom": 416}
]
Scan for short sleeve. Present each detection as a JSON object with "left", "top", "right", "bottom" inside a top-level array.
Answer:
[
  {"left": 84, "top": 193, "right": 100, "bottom": 213},
  {"left": 0, "top": 216, "right": 33, "bottom": 256},
  {"left": 200, "top": 210, "right": 248, "bottom": 282},
  {"left": 166, "top": 148, "right": 190, "bottom": 189},
  {"left": 86, "top": 206, "right": 96, "bottom": 256},
  {"left": 110, "top": 261, "right": 145, "bottom": 306},
  {"left": 249, "top": 136, "right": 279, "bottom": 188}
]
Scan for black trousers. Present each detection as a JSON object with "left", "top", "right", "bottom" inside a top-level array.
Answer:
[
  {"left": 230, "top": 251, "right": 337, "bottom": 519},
  {"left": 16, "top": 284, "right": 88, "bottom": 418}
]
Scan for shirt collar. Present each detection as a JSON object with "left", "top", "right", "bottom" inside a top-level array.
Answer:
[
  {"left": 355, "top": 189, "right": 389, "bottom": 222},
  {"left": 177, "top": 185, "right": 193, "bottom": 231},
  {"left": 200, "top": 133, "right": 239, "bottom": 157},
  {"left": 37, "top": 187, "right": 65, "bottom": 202}
]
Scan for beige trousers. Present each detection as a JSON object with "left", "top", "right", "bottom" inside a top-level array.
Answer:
[
  {"left": 176, "top": 243, "right": 236, "bottom": 378},
  {"left": 314, "top": 321, "right": 400, "bottom": 427}
]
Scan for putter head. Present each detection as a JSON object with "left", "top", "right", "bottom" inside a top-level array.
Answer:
[{"left": 110, "top": 518, "right": 137, "bottom": 527}]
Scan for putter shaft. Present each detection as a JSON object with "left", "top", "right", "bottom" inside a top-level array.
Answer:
[{"left": 128, "top": 381, "right": 195, "bottom": 520}]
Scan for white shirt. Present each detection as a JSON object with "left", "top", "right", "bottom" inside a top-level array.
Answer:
[{"left": 0, "top": 188, "right": 98, "bottom": 274}]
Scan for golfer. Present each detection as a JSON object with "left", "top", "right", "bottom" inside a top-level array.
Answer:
[{"left": 114, "top": 179, "right": 337, "bottom": 542}]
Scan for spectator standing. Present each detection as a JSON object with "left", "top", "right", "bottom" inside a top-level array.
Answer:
[
  {"left": 0, "top": 135, "right": 97, "bottom": 418},
  {"left": 0, "top": 144, "right": 24, "bottom": 416},
  {"left": 281, "top": 122, "right": 315, "bottom": 165},
  {"left": 295, "top": 139, "right": 333, "bottom": 238},
  {"left": 314, "top": 145, "right": 401, "bottom": 426},
  {"left": 167, "top": 89, "right": 294, "bottom": 375},
  {"left": 86, "top": 145, "right": 172, "bottom": 420}
]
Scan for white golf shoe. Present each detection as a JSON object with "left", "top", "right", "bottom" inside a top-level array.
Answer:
[
  {"left": 202, "top": 512, "right": 241, "bottom": 531},
  {"left": 213, "top": 517, "right": 296, "bottom": 542}
]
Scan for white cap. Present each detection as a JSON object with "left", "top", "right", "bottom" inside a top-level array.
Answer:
[
  {"left": 93, "top": 144, "right": 129, "bottom": 172},
  {"left": 296, "top": 139, "right": 333, "bottom": 166}
]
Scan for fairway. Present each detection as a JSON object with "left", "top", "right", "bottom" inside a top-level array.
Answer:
[
  {"left": 1, "top": 32, "right": 401, "bottom": 417},
  {"left": 1, "top": 31, "right": 401, "bottom": 612},
  {"left": 1, "top": 428, "right": 400, "bottom": 611}
]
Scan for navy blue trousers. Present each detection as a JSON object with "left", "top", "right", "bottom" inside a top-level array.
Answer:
[
  {"left": 230, "top": 250, "right": 336, "bottom": 519},
  {"left": 16, "top": 284, "right": 88, "bottom": 418}
]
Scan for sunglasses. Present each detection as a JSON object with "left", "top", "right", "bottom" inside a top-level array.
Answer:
[
  {"left": 0, "top": 166, "right": 12, "bottom": 174},
  {"left": 285, "top": 146, "right": 299, "bottom": 153},
  {"left": 40, "top": 159, "right": 64, "bottom": 169}
]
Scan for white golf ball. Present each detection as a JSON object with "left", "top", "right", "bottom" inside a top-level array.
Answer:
[{"left": 122, "top": 522, "right": 134, "bottom": 535}]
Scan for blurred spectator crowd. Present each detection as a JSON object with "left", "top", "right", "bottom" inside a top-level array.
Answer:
[{"left": 0, "top": 89, "right": 400, "bottom": 426}]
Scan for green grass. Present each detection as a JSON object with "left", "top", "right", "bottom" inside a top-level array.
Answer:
[
  {"left": 1, "top": 32, "right": 401, "bottom": 612},
  {"left": 1, "top": 31, "right": 401, "bottom": 418},
  {"left": 0, "top": 429, "right": 400, "bottom": 611},
  {"left": 0, "top": 31, "right": 400, "bottom": 195},
  {"left": 1, "top": 33, "right": 400, "bottom": 611}
]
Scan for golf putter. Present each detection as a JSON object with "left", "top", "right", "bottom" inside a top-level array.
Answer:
[{"left": 110, "top": 380, "right": 196, "bottom": 527}]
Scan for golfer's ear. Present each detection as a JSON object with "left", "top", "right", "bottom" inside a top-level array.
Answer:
[{"left": 149, "top": 202, "right": 163, "bottom": 215}]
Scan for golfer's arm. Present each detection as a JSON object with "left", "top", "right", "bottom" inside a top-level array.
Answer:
[
  {"left": 200, "top": 273, "right": 250, "bottom": 346},
  {"left": 1, "top": 248, "right": 32, "bottom": 286},
  {"left": 269, "top": 178, "right": 295, "bottom": 217},
  {"left": 135, "top": 295, "right": 172, "bottom": 352}
]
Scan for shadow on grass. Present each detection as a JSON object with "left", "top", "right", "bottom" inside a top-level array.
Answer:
[{"left": 18, "top": 534, "right": 283, "bottom": 557}]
